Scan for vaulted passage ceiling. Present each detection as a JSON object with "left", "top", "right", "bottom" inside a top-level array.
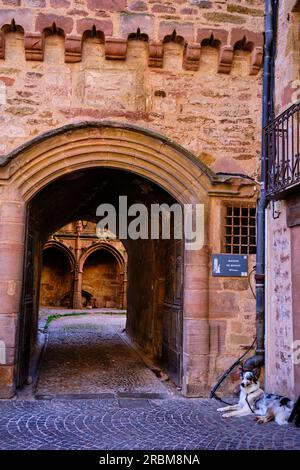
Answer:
[{"left": 30, "top": 167, "right": 177, "bottom": 242}]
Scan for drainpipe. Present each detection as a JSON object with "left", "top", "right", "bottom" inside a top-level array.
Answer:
[{"left": 244, "top": 0, "right": 276, "bottom": 370}]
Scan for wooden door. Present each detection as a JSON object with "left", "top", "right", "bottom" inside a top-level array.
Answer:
[
  {"left": 16, "top": 211, "right": 40, "bottom": 388},
  {"left": 162, "top": 239, "right": 184, "bottom": 387}
]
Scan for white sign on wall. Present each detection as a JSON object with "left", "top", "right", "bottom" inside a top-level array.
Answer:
[
  {"left": 0, "top": 340, "right": 6, "bottom": 365},
  {"left": 0, "top": 82, "right": 6, "bottom": 105}
]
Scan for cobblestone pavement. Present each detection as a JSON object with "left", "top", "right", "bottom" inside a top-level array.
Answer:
[
  {"left": 0, "top": 398, "right": 300, "bottom": 450},
  {"left": 0, "top": 312, "right": 299, "bottom": 450},
  {"left": 36, "top": 313, "right": 169, "bottom": 398}
]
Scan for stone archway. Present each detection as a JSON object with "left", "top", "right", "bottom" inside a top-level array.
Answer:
[
  {"left": 0, "top": 121, "right": 213, "bottom": 398},
  {"left": 79, "top": 243, "right": 127, "bottom": 309},
  {"left": 40, "top": 243, "right": 74, "bottom": 308},
  {"left": 43, "top": 240, "right": 76, "bottom": 270}
]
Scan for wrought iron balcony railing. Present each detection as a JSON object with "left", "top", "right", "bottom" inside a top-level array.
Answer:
[{"left": 265, "top": 101, "right": 300, "bottom": 198}]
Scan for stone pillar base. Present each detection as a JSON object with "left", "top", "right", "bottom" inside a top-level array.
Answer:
[
  {"left": 182, "top": 382, "right": 210, "bottom": 397},
  {"left": 181, "top": 352, "right": 210, "bottom": 397}
]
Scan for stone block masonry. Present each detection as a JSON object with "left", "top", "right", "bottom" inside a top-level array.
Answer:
[
  {"left": 0, "top": 1, "right": 262, "bottom": 397},
  {"left": 0, "top": 0, "right": 264, "bottom": 179}
]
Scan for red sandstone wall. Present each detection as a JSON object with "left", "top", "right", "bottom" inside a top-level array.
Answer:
[
  {"left": 208, "top": 197, "right": 256, "bottom": 374},
  {"left": 0, "top": 0, "right": 264, "bottom": 178},
  {"left": 82, "top": 250, "right": 121, "bottom": 308},
  {"left": 40, "top": 247, "right": 73, "bottom": 306}
]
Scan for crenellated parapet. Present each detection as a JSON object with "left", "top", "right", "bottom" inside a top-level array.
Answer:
[
  {"left": 0, "top": 1, "right": 264, "bottom": 178},
  {"left": 0, "top": 15, "right": 264, "bottom": 75}
]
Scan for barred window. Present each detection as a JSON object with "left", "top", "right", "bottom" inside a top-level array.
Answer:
[{"left": 224, "top": 205, "right": 256, "bottom": 255}]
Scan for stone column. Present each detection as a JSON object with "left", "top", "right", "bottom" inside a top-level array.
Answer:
[
  {"left": 119, "top": 271, "right": 124, "bottom": 309},
  {"left": 0, "top": 187, "right": 26, "bottom": 398},
  {"left": 72, "top": 221, "right": 83, "bottom": 309},
  {"left": 120, "top": 270, "right": 127, "bottom": 309},
  {"left": 72, "top": 264, "right": 83, "bottom": 309},
  {"left": 182, "top": 245, "right": 210, "bottom": 397}
]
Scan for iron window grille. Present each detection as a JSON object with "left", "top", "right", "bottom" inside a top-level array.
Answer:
[{"left": 224, "top": 205, "right": 256, "bottom": 255}]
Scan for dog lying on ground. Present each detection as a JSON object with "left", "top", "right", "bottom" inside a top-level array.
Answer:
[{"left": 217, "top": 367, "right": 294, "bottom": 425}]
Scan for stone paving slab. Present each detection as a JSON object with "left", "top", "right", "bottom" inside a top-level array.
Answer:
[{"left": 0, "top": 398, "right": 299, "bottom": 450}]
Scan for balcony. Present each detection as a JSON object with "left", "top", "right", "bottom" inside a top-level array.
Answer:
[{"left": 265, "top": 101, "right": 300, "bottom": 198}]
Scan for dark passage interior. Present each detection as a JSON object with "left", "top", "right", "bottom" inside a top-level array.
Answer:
[
  {"left": 16, "top": 168, "right": 184, "bottom": 393},
  {"left": 40, "top": 247, "right": 73, "bottom": 308}
]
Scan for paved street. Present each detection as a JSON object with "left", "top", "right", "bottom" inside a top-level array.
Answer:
[
  {"left": 0, "top": 312, "right": 299, "bottom": 450},
  {"left": 0, "top": 397, "right": 300, "bottom": 450}
]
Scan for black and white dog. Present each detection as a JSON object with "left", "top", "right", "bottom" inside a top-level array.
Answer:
[{"left": 217, "top": 367, "right": 294, "bottom": 425}]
